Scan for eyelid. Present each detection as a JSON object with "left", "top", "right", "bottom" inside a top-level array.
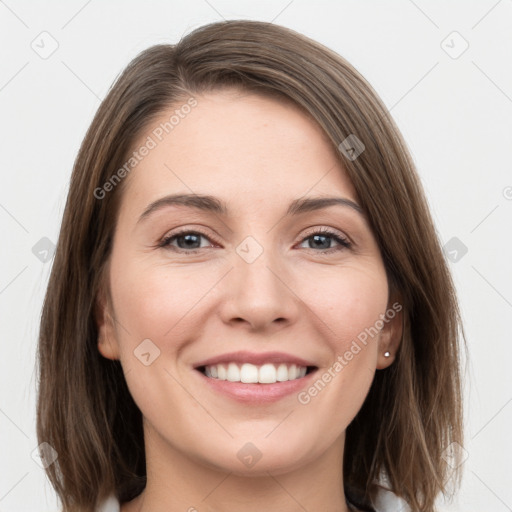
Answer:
[
  {"left": 299, "top": 226, "right": 351, "bottom": 245},
  {"left": 158, "top": 224, "right": 352, "bottom": 253},
  {"left": 158, "top": 226, "right": 221, "bottom": 250}
]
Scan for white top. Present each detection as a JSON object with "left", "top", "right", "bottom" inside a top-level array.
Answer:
[
  {"left": 97, "top": 494, "right": 120, "bottom": 512},
  {"left": 97, "top": 487, "right": 410, "bottom": 511}
]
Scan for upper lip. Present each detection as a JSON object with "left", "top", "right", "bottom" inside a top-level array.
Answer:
[{"left": 193, "top": 350, "right": 317, "bottom": 369}]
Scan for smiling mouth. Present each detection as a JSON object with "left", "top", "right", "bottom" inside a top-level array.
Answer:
[{"left": 197, "top": 363, "right": 317, "bottom": 384}]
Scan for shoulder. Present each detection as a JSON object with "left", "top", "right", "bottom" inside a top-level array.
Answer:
[
  {"left": 348, "top": 485, "right": 411, "bottom": 512},
  {"left": 96, "top": 494, "right": 120, "bottom": 512},
  {"left": 96, "top": 488, "right": 410, "bottom": 512},
  {"left": 373, "top": 486, "right": 411, "bottom": 512}
]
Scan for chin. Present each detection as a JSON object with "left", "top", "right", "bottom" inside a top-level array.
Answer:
[{"left": 192, "top": 435, "right": 317, "bottom": 477}]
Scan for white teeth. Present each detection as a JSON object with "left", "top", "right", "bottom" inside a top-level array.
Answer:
[
  {"left": 227, "top": 363, "right": 240, "bottom": 382},
  {"left": 259, "top": 363, "right": 276, "bottom": 383},
  {"left": 202, "top": 362, "right": 309, "bottom": 383},
  {"left": 276, "top": 363, "right": 289, "bottom": 381},
  {"left": 217, "top": 364, "right": 227, "bottom": 380},
  {"left": 240, "top": 363, "right": 259, "bottom": 383}
]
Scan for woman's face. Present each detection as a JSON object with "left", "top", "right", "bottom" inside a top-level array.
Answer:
[{"left": 97, "top": 89, "right": 401, "bottom": 476}]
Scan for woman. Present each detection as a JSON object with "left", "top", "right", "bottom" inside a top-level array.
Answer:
[{"left": 36, "top": 20, "right": 465, "bottom": 512}]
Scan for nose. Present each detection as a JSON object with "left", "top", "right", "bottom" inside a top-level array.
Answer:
[{"left": 218, "top": 244, "right": 299, "bottom": 334}]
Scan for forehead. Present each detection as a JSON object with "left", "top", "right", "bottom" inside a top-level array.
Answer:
[{"left": 119, "top": 90, "right": 358, "bottom": 217}]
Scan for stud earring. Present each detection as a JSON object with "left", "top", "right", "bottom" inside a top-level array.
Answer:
[{"left": 384, "top": 351, "right": 391, "bottom": 357}]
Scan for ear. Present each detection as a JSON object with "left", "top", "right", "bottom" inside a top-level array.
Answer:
[
  {"left": 95, "top": 284, "right": 120, "bottom": 361},
  {"left": 376, "top": 296, "right": 404, "bottom": 370}
]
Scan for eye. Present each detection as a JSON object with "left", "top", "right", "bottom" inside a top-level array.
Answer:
[
  {"left": 159, "top": 229, "right": 217, "bottom": 253},
  {"left": 297, "top": 227, "right": 351, "bottom": 253},
  {"left": 158, "top": 227, "right": 351, "bottom": 254}
]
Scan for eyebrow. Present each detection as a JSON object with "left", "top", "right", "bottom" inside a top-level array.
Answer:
[{"left": 137, "top": 193, "right": 364, "bottom": 223}]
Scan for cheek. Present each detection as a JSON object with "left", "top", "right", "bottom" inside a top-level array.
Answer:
[
  {"left": 107, "top": 259, "right": 193, "bottom": 416},
  {"left": 303, "top": 264, "right": 389, "bottom": 348},
  {"left": 109, "top": 255, "right": 211, "bottom": 346},
  {"left": 296, "top": 266, "right": 387, "bottom": 421}
]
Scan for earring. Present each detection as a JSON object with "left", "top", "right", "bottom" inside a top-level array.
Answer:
[{"left": 384, "top": 351, "right": 391, "bottom": 357}]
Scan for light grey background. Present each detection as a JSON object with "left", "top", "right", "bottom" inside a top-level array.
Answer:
[{"left": 1, "top": 1, "right": 511, "bottom": 510}]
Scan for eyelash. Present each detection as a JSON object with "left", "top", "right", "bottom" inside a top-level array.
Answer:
[{"left": 158, "top": 227, "right": 352, "bottom": 254}]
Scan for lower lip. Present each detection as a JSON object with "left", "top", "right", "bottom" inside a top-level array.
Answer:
[{"left": 195, "top": 369, "right": 318, "bottom": 404}]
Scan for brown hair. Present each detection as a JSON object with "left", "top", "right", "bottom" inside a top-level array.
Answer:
[{"left": 36, "top": 19, "right": 465, "bottom": 512}]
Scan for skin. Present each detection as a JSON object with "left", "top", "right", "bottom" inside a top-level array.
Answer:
[{"left": 97, "top": 89, "right": 403, "bottom": 512}]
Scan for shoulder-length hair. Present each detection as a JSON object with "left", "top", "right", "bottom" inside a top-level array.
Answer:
[{"left": 37, "top": 19, "right": 465, "bottom": 512}]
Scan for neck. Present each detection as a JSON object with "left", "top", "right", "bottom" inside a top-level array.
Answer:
[{"left": 124, "top": 425, "right": 351, "bottom": 512}]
